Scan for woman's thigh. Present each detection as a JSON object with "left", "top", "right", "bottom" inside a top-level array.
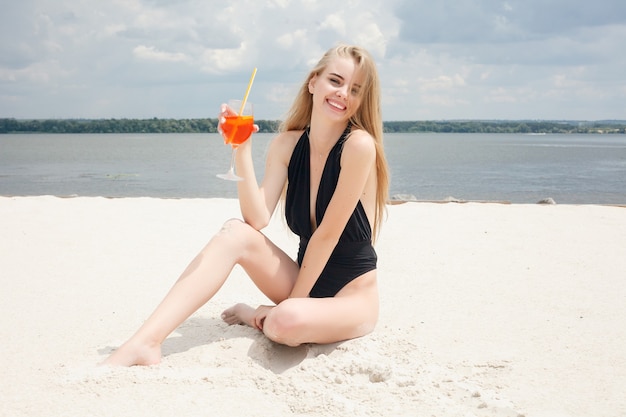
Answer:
[
  {"left": 263, "top": 271, "right": 379, "bottom": 346},
  {"left": 228, "top": 219, "right": 300, "bottom": 304}
]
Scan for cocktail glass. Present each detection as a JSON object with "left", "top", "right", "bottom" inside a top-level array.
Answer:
[{"left": 216, "top": 99, "right": 254, "bottom": 181}]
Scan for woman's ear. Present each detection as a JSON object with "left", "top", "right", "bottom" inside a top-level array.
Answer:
[{"left": 308, "top": 75, "right": 317, "bottom": 94}]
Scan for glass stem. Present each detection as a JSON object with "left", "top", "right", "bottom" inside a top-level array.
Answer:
[{"left": 229, "top": 147, "right": 237, "bottom": 174}]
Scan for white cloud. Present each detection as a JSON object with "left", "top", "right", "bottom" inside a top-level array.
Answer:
[
  {"left": 276, "top": 29, "right": 308, "bottom": 49},
  {"left": 103, "top": 24, "right": 126, "bottom": 38},
  {"left": 419, "top": 75, "right": 466, "bottom": 91},
  {"left": 268, "top": 0, "right": 291, "bottom": 8},
  {"left": 353, "top": 21, "right": 387, "bottom": 58},
  {"left": 486, "top": 87, "right": 521, "bottom": 104},
  {"left": 320, "top": 14, "right": 346, "bottom": 35},
  {"left": 133, "top": 45, "right": 189, "bottom": 63},
  {"left": 1, "top": 0, "right": 625, "bottom": 120}
]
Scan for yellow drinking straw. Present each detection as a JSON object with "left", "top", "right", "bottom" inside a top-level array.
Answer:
[{"left": 239, "top": 67, "right": 257, "bottom": 115}]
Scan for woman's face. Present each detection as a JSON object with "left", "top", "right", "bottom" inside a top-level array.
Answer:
[{"left": 308, "top": 56, "right": 364, "bottom": 123}]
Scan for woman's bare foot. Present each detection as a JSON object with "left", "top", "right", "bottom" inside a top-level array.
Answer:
[
  {"left": 100, "top": 340, "right": 162, "bottom": 367},
  {"left": 221, "top": 303, "right": 257, "bottom": 327}
]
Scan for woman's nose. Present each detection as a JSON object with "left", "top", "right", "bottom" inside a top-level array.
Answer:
[{"left": 336, "top": 85, "right": 348, "bottom": 99}]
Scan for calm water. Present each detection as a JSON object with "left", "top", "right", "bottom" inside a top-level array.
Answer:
[{"left": 1, "top": 133, "right": 625, "bottom": 204}]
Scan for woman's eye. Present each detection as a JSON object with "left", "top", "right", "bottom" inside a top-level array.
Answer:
[{"left": 330, "top": 78, "right": 340, "bottom": 85}]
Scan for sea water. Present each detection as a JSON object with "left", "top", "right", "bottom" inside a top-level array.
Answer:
[{"left": 1, "top": 132, "right": 625, "bottom": 204}]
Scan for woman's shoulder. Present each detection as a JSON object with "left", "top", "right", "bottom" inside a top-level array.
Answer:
[
  {"left": 266, "top": 129, "right": 305, "bottom": 162},
  {"left": 344, "top": 128, "right": 376, "bottom": 158},
  {"left": 272, "top": 129, "right": 304, "bottom": 145}
]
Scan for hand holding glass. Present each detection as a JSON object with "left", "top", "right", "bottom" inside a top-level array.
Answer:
[{"left": 217, "top": 99, "right": 254, "bottom": 181}]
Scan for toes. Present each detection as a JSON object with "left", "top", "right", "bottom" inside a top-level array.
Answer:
[
  {"left": 221, "top": 306, "right": 241, "bottom": 325},
  {"left": 221, "top": 313, "right": 239, "bottom": 325}
]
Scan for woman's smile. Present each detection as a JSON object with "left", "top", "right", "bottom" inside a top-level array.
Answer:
[{"left": 326, "top": 98, "right": 347, "bottom": 112}]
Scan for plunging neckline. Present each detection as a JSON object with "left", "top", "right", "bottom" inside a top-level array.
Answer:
[{"left": 304, "top": 126, "right": 349, "bottom": 233}]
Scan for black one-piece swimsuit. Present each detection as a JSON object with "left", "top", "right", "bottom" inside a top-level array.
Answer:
[{"left": 285, "top": 126, "right": 377, "bottom": 298}]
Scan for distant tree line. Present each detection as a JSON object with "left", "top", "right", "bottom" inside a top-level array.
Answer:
[
  {"left": 383, "top": 120, "right": 626, "bottom": 134},
  {"left": 1, "top": 117, "right": 624, "bottom": 134}
]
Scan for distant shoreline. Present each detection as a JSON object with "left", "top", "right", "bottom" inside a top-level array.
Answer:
[{"left": 1, "top": 118, "right": 625, "bottom": 134}]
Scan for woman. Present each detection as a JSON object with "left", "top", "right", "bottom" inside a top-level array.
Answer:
[{"left": 102, "top": 44, "right": 389, "bottom": 367}]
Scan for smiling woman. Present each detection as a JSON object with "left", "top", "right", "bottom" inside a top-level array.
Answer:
[{"left": 101, "top": 43, "right": 391, "bottom": 367}]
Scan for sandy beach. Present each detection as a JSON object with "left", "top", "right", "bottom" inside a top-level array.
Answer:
[{"left": 1, "top": 196, "right": 625, "bottom": 417}]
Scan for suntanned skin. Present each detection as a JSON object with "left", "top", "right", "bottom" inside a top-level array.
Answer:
[{"left": 102, "top": 55, "right": 379, "bottom": 367}]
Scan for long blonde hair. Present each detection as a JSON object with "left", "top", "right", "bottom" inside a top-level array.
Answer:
[{"left": 280, "top": 44, "right": 390, "bottom": 240}]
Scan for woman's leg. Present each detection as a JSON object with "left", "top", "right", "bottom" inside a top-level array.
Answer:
[
  {"left": 223, "top": 271, "right": 379, "bottom": 347},
  {"left": 102, "top": 219, "right": 298, "bottom": 366},
  {"left": 266, "top": 271, "right": 379, "bottom": 346}
]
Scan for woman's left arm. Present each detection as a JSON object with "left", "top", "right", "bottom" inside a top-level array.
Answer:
[{"left": 288, "top": 130, "right": 376, "bottom": 298}]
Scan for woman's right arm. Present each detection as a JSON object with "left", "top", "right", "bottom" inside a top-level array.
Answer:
[{"left": 233, "top": 131, "right": 299, "bottom": 230}]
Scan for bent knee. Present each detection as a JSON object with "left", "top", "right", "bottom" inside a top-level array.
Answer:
[
  {"left": 204, "top": 218, "right": 257, "bottom": 260},
  {"left": 263, "top": 300, "right": 304, "bottom": 347},
  {"left": 218, "top": 218, "right": 248, "bottom": 234},
  {"left": 213, "top": 218, "right": 254, "bottom": 244}
]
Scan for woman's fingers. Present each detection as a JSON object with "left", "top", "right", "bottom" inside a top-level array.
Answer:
[
  {"left": 220, "top": 103, "right": 238, "bottom": 117},
  {"left": 253, "top": 305, "right": 272, "bottom": 330}
]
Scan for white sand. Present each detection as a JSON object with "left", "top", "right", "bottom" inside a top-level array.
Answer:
[{"left": 1, "top": 196, "right": 625, "bottom": 417}]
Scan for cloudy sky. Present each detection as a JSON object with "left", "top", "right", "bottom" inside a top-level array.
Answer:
[{"left": 2, "top": 0, "right": 625, "bottom": 121}]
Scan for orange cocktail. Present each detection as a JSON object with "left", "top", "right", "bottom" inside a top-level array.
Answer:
[
  {"left": 217, "top": 68, "right": 257, "bottom": 181},
  {"left": 221, "top": 114, "right": 254, "bottom": 147},
  {"left": 216, "top": 99, "right": 254, "bottom": 181}
]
